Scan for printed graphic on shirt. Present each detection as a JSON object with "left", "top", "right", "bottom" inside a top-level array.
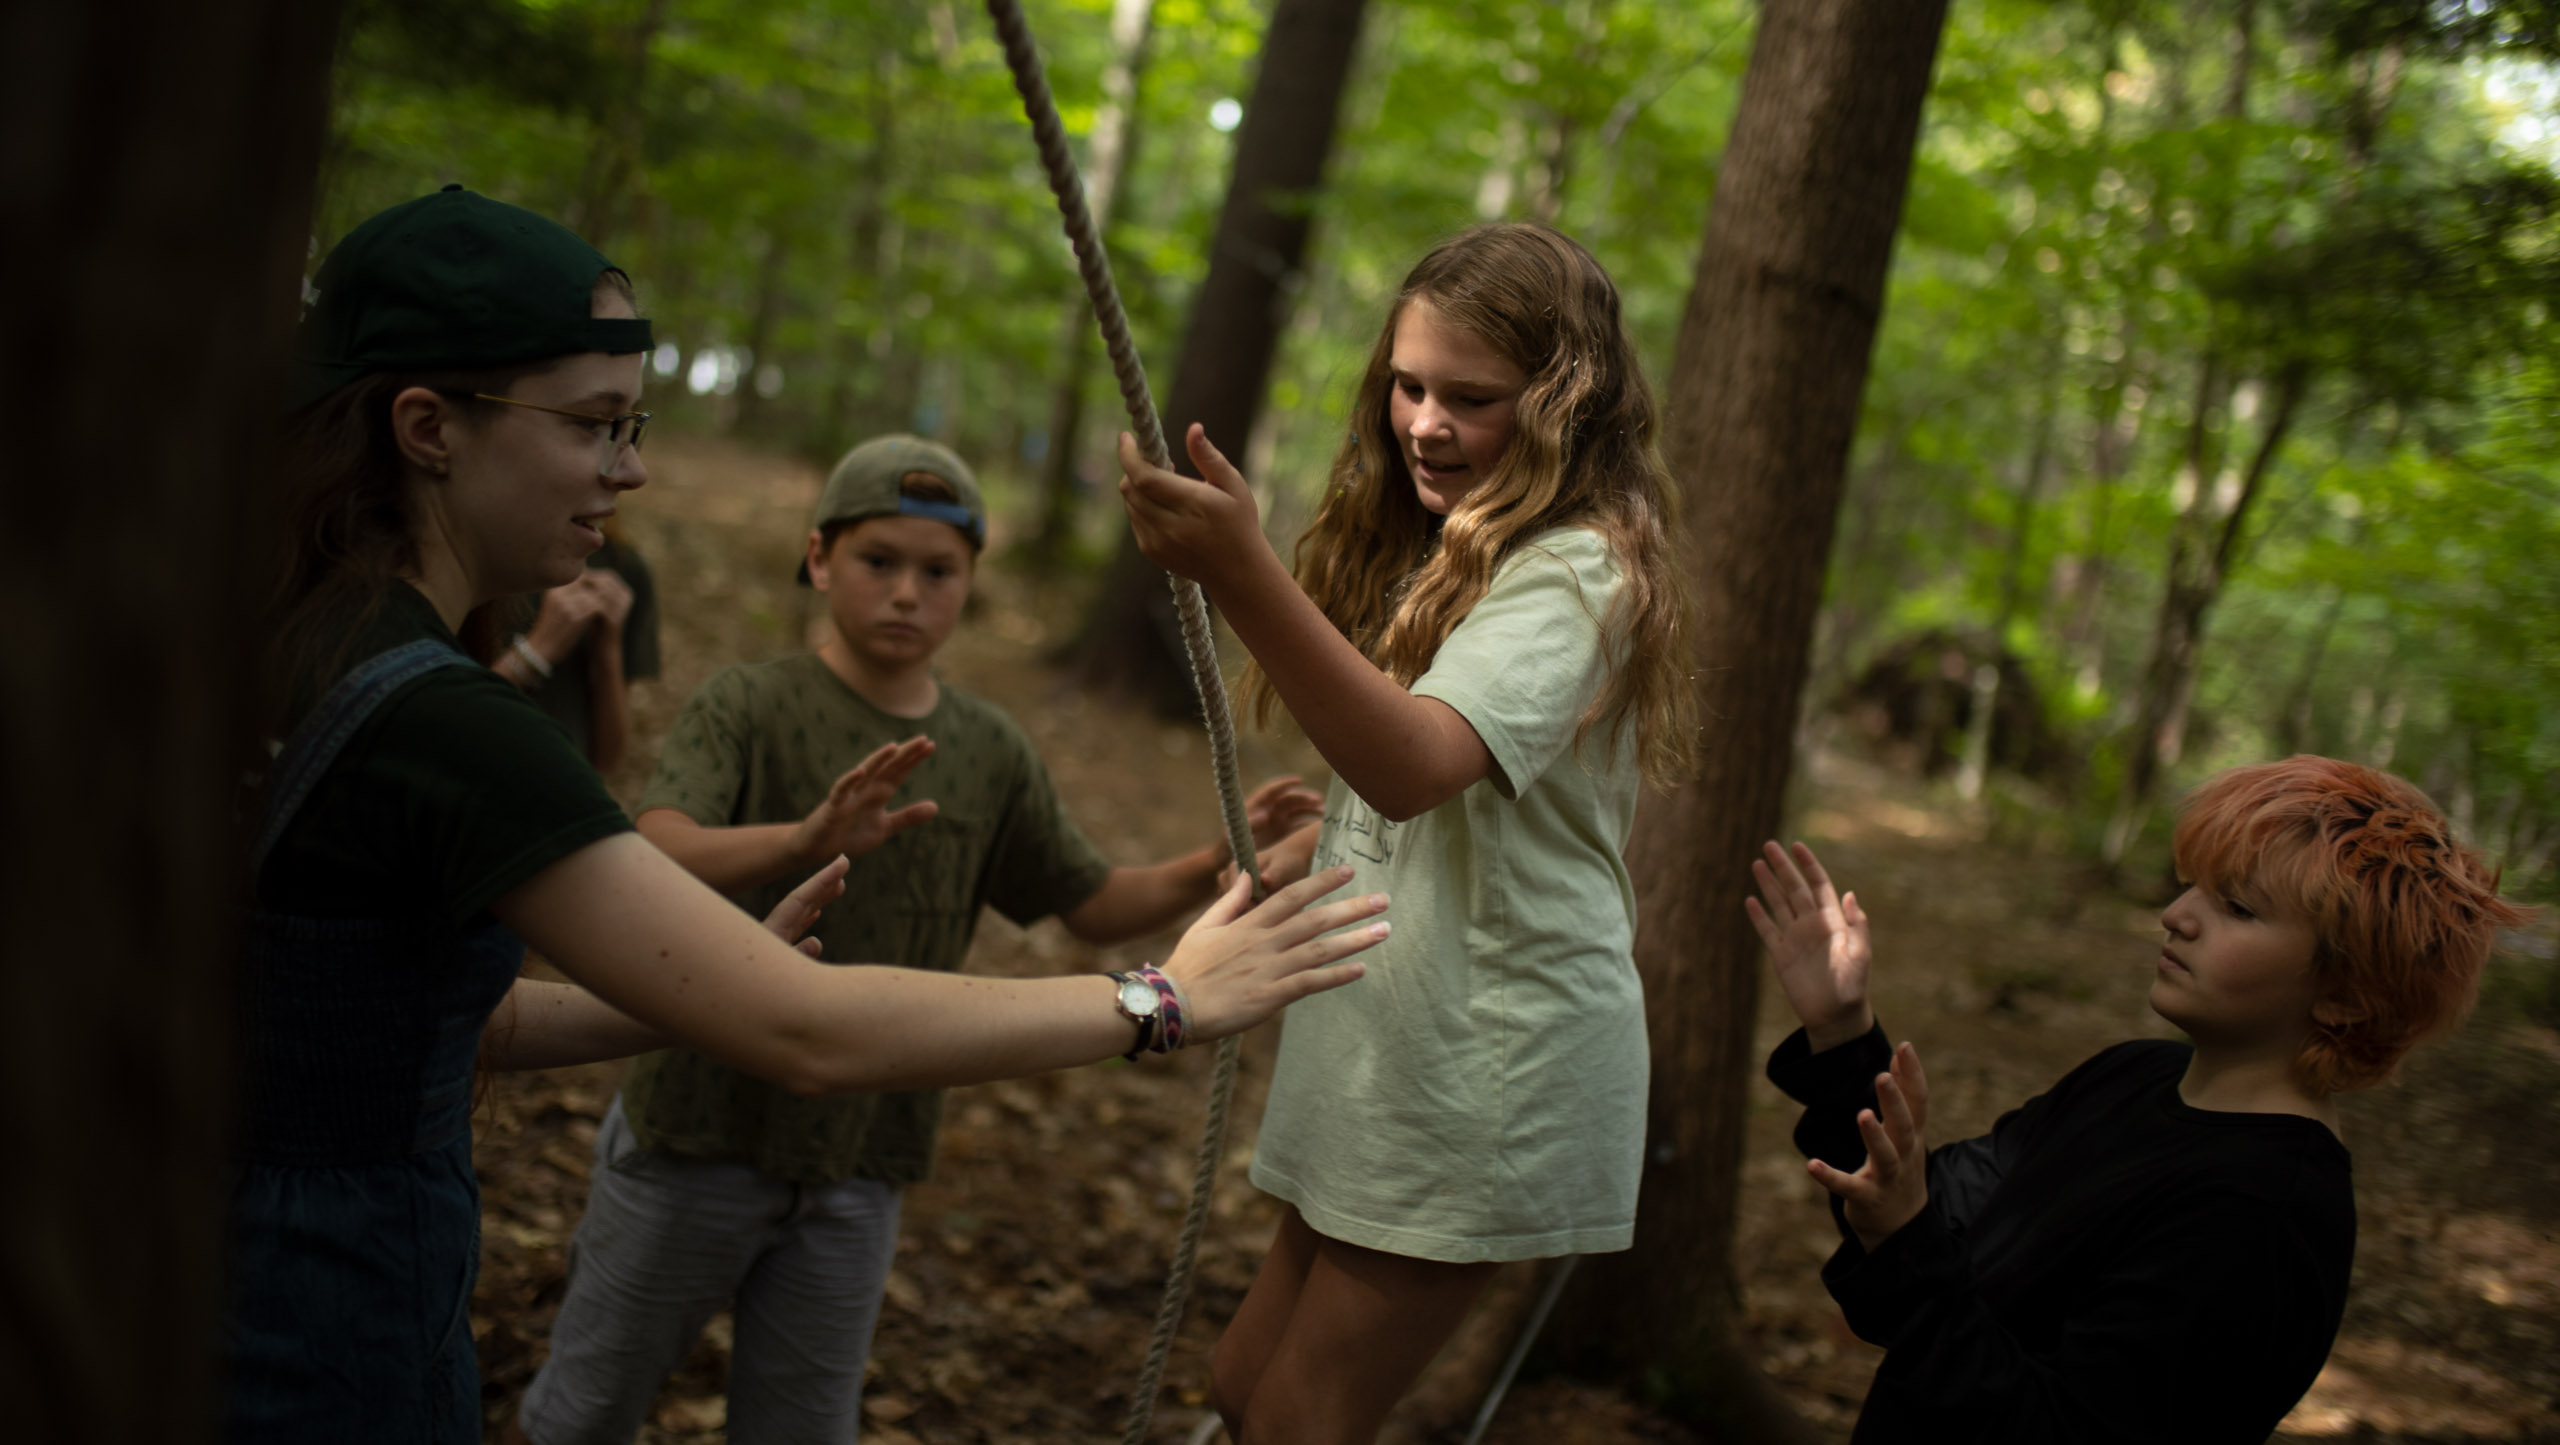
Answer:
[{"left": 1315, "top": 791, "right": 1398, "bottom": 870}]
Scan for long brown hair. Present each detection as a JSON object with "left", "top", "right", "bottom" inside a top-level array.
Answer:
[
  {"left": 263, "top": 366, "right": 530, "bottom": 730},
  {"left": 1248, "top": 223, "right": 1696, "bottom": 786}
]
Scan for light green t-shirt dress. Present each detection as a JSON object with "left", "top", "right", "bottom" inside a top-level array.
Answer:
[{"left": 1249, "top": 527, "right": 1647, "bottom": 1262}]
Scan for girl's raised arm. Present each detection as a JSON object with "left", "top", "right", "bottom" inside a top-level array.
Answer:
[
  {"left": 1118, "top": 424, "right": 1492, "bottom": 821},
  {"left": 491, "top": 832, "right": 1389, "bottom": 1093}
]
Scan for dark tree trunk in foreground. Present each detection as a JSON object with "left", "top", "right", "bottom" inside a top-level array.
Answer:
[
  {"left": 0, "top": 3, "right": 339, "bottom": 1439},
  {"left": 1061, "top": 0, "right": 1370, "bottom": 714},
  {"left": 1551, "top": 0, "right": 1948, "bottom": 1433}
]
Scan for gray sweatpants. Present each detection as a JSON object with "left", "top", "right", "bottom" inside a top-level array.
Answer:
[{"left": 516, "top": 1097, "right": 903, "bottom": 1445}]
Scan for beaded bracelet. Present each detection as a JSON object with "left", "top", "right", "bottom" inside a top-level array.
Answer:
[
  {"left": 1134, "top": 964, "right": 1186, "bottom": 1053},
  {"left": 509, "top": 634, "right": 555, "bottom": 681}
]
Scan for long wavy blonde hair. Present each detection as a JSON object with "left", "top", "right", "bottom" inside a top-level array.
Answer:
[{"left": 1247, "top": 223, "right": 1695, "bottom": 787}]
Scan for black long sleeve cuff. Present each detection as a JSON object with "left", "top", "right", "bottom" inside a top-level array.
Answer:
[
  {"left": 1821, "top": 1192, "right": 1966, "bottom": 1346},
  {"left": 1766, "top": 1019, "right": 1894, "bottom": 1171}
]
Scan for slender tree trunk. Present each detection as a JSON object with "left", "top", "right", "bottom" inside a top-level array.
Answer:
[
  {"left": 823, "top": 44, "right": 903, "bottom": 462},
  {"left": 566, "top": 0, "right": 671, "bottom": 249},
  {"left": 1061, "top": 0, "right": 1372, "bottom": 713},
  {"left": 0, "top": 2, "right": 340, "bottom": 1438},
  {"left": 1550, "top": 1, "right": 1949, "bottom": 1434},
  {"left": 2273, "top": 583, "right": 2347, "bottom": 756},
  {"left": 2104, "top": 363, "right": 2306, "bottom": 863},
  {"left": 1961, "top": 343, "right": 2064, "bottom": 799},
  {"left": 1027, "top": 0, "right": 1155, "bottom": 566},
  {"left": 728, "top": 225, "right": 793, "bottom": 435}
]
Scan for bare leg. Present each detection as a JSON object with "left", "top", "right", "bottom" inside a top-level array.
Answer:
[
  {"left": 1211, "top": 1205, "right": 1325, "bottom": 1437},
  {"left": 1231, "top": 1212, "right": 1496, "bottom": 1445}
]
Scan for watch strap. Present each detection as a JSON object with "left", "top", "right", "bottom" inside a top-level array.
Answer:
[
  {"left": 1107, "top": 970, "right": 1159, "bottom": 1061},
  {"left": 1135, "top": 965, "right": 1186, "bottom": 1053}
]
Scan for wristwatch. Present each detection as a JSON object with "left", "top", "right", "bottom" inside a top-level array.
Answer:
[{"left": 1107, "top": 970, "right": 1163, "bottom": 1061}]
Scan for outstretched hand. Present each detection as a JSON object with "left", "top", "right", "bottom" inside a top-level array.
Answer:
[
  {"left": 1746, "top": 840, "right": 1876, "bottom": 1051},
  {"left": 762, "top": 854, "right": 850, "bottom": 958},
  {"left": 1116, "top": 423, "right": 1271, "bottom": 584},
  {"left": 791, "top": 737, "right": 939, "bottom": 866},
  {"left": 1809, "top": 1041, "right": 1933, "bottom": 1254},
  {"left": 1161, "top": 866, "right": 1389, "bottom": 1042},
  {"left": 1240, "top": 775, "right": 1325, "bottom": 853}
]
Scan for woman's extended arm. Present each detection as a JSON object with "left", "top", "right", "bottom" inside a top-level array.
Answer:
[
  {"left": 490, "top": 832, "right": 1387, "bottom": 1095},
  {"left": 479, "top": 853, "right": 851, "bottom": 1071},
  {"left": 1117, "top": 426, "right": 1491, "bottom": 821}
]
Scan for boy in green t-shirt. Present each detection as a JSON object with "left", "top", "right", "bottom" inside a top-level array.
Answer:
[{"left": 511, "top": 435, "right": 1320, "bottom": 1445}]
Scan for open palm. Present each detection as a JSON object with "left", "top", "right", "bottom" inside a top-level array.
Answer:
[{"left": 1745, "top": 840, "right": 1874, "bottom": 1048}]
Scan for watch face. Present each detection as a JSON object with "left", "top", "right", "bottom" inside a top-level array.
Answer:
[{"left": 1118, "top": 977, "right": 1161, "bottom": 1017}]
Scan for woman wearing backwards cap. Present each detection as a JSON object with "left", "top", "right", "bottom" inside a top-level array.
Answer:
[{"left": 230, "top": 186, "right": 1389, "bottom": 1443}]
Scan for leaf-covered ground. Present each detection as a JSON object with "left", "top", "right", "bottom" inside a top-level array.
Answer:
[{"left": 470, "top": 435, "right": 2560, "bottom": 1443}]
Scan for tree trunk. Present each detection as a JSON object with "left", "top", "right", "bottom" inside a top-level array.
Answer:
[
  {"left": 728, "top": 225, "right": 793, "bottom": 435},
  {"left": 1549, "top": 0, "right": 1948, "bottom": 1433},
  {"left": 2103, "top": 363, "right": 2306, "bottom": 864},
  {"left": 821, "top": 43, "right": 906, "bottom": 461},
  {"left": 0, "top": 2, "right": 340, "bottom": 1438},
  {"left": 566, "top": 0, "right": 672, "bottom": 250},
  {"left": 1026, "top": 0, "right": 1155, "bottom": 566},
  {"left": 1060, "top": 0, "right": 1371, "bottom": 713}
]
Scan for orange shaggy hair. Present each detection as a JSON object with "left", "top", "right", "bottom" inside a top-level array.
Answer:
[{"left": 2172, "top": 756, "right": 2534, "bottom": 1094}]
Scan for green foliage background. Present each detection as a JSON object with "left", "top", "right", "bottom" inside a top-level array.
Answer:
[{"left": 318, "top": 0, "right": 2560, "bottom": 902}]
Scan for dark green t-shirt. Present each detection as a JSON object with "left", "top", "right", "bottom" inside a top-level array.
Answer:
[
  {"left": 258, "top": 583, "right": 635, "bottom": 923},
  {"left": 621, "top": 652, "right": 1112, "bottom": 1183}
]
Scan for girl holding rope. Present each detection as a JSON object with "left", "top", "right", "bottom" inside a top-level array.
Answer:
[
  {"left": 231, "top": 186, "right": 1390, "bottom": 1445},
  {"left": 1117, "top": 223, "right": 1695, "bottom": 1444}
]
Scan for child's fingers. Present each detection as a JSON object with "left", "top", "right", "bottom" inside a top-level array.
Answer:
[
  {"left": 1895, "top": 1042, "right": 1931, "bottom": 1131},
  {"left": 1843, "top": 891, "right": 1866, "bottom": 930},
  {"left": 874, "top": 735, "right": 935, "bottom": 782},
  {"left": 1806, "top": 1157, "right": 1872, "bottom": 1203},
  {"left": 1792, "top": 841, "right": 1841, "bottom": 904},
  {"left": 1763, "top": 840, "right": 1815, "bottom": 909},
  {"left": 1118, "top": 430, "right": 1205, "bottom": 501},
  {"left": 1751, "top": 851, "right": 1796, "bottom": 926},
  {"left": 797, "top": 937, "right": 824, "bottom": 958},
  {"left": 1744, "top": 895, "right": 1784, "bottom": 954},
  {"left": 1856, "top": 1107, "right": 1903, "bottom": 1178},
  {"left": 879, "top": 800, "right": 939, "bottom": 837},
  {"left": 1247, "top": 775, "right": 1306, "bottom": 801},
  {"left": 1874, "top": 1075, "right": 1921, "bottom": 1156},
  {"left": 1184, "top": 422, "right": 1251, "bottom": 496}
]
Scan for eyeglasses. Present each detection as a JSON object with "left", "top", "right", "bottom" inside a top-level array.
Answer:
[{"left": 467, "top": 392, "right": 651, "bottom": 453}]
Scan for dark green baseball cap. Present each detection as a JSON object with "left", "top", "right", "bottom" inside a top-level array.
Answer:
[
  {"left": 292, "top": 184, "right": 653, "bottom": 409},
  {"left": 797, "top": 434, "right": 988, "bottom": 582}
]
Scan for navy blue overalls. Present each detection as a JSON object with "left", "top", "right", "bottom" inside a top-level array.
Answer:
[{"left": 223, "top": 639, "right": 526, "bottom": 1444}]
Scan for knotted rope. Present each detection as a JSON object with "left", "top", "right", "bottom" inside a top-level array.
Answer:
[{"left": 983, "top": 1, "right": 1264, "bottom": 1438}]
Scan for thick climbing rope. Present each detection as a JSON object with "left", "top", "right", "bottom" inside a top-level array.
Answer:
[{"left": 982, "top": 2, "right": 1266, "bottom": 1439}]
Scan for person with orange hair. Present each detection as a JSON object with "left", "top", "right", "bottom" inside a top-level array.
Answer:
[{"left": 1746, "top": 756, "right": 2532, "bottom": 1443}]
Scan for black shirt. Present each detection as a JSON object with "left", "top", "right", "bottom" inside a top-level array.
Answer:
[
  {"left": 258, "top": 583, "right": 634, "bottom": 924},
  {"left": 1767, "top": 1025, "right": 2354, "bottom": 1444}
]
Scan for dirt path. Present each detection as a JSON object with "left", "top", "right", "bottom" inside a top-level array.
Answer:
[{"left": 470, "top": 435, "right": 2560, "bottom": 1443}]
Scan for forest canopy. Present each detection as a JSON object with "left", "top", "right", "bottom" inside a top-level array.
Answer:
[{"left": 317, "top": 0, "right": 2560, "bottom": 900}]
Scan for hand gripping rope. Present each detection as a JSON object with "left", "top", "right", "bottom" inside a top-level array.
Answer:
[{"left": 982, "top": 1, "right": 1266, "bottom": 1439}]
